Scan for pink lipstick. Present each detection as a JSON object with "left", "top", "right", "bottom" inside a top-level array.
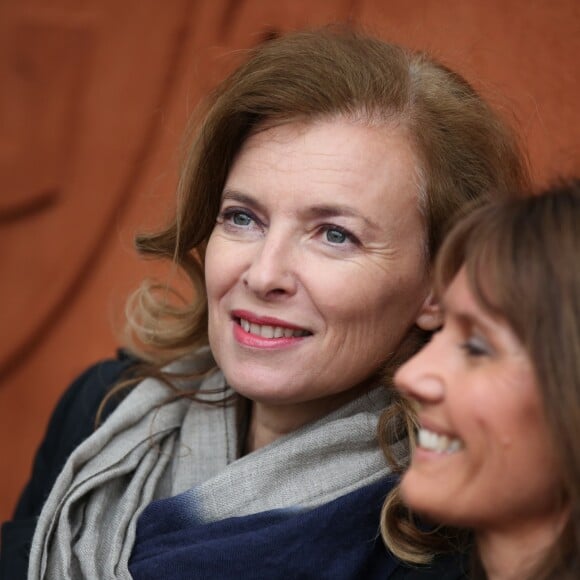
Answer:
[{"left": 231, "top": 309, "right": 311, "bottom": 349}]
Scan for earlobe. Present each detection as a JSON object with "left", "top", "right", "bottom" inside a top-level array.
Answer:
[{"left": 416, "top": 290, "right": 443, "bottom": 331}]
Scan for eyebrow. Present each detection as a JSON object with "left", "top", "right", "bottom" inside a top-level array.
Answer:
[
  {"left": 222, "top": 188, "right": 381, "bottom": 230},
  {"left": 222, "top": 189, "right": 265, "bottom": 213},
  {"left": 304, "top": 204, "right": 381, "bottom": 230},
  {"left": 441, "top": 299, "right": 498, "bottom": 335}
]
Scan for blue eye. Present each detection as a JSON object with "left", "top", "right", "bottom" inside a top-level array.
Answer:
[
  {"left": 325, "top": 227, "right": 348, "bottom": 244},
  {"left": 219, "top": 208, "right": 257, "bottom": 228},
  {"left": 322, "top": 225, "right": 359, "bottom": 246},
  {"left": 231, "top": 211, "right": 253, "bottom": 226}
]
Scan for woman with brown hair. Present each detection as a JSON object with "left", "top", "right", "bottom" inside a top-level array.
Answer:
[
  {"left": 391, "top": 181, "right": 580, "bottom": 579},
  {"left": 2, "top": 28, "right": 528, "bottom": 579}
]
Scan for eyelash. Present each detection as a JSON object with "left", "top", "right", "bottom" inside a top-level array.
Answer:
[
  {"left": 218, "top": 208, "right": 360, "bottom": 246},
  {"left": 219, "top": 207, "right": 261, "bottom": 229},
  {"left": 319, "top": 224, "right": 360, "bottom": 246},
  {"left": 460, "top": 336, "right": 491, "bottom": 358}
]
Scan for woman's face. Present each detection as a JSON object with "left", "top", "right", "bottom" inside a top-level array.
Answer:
[
  {"left": 205, "top": 119, "right": 436, "bottom": 417},
  {"left": 395, "top": 268, "right": 562, "bottom": 533}
]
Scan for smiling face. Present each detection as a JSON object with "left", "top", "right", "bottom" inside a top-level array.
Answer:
[
  {"left": 204, "top": 118, "right": 438, "bottom": 420},
  {"left": 395, "top": 268, "right": 562, "bottom": 534}
]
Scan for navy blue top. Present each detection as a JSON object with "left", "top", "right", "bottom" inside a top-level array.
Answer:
[
  {"left": 131, "top": 473, "right": 468, "bottom": 580},
  {"left": 131, "top": 476, "right": 399, "bottom": 580},
  {"left": 1, "top": 353, "right": 468, "bottom": 579}
]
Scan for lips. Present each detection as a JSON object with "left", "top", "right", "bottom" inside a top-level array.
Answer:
[
  {"left": 238, "top": 317, "right": 310, "bottom": 338},
  {"left": 231, "top": 310, "right": 312, "bottom": 344}
]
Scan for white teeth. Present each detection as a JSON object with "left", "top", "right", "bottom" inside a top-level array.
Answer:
[
  {"left": 238, "top": 318, "right": 308, "bottom": 339},
  {"left": 418, "top": 428, "right": 463, "bottom": 454}
]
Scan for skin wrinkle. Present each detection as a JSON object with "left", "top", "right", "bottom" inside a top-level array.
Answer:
[
  {"left": 257, "top": 109, "right": 429, "bottom": 231},
  {"left": 205, "top": 118, "right": 437, "bottom": 449},
  {"left": 121, "top": 31, "right": 531, "bottom": 567},
  {"left": 221, "top": 189, "right": 388, "bottom": 244}
]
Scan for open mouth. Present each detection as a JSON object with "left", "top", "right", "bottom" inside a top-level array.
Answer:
[
  {"left": 236, "top": 317, "right": 311, "bottom": 339},
  {"left": 417, "top": 428, "right": 463, "bottom": 454}
]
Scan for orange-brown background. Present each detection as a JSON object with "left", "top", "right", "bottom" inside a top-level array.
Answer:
[{"left": 1, "top": 0, "right": 579, "bottom": 523}]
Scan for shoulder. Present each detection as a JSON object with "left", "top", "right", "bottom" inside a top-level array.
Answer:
[
  {"left": 15, "top": 350, "right": 139, "bottom": 518},
  {"left": 53, "top": 351, "right": 139, "bottom": 427},
  {"left": 0, "top": 351, "right": 139, "bottom": 580}
]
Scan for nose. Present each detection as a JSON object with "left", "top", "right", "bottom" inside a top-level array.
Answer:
[
  {"left": 242, "top": 230, "right": 298, "bottom": 299},
  {"left": 394, "top": 339, "right": 445, "bottom": 404}
]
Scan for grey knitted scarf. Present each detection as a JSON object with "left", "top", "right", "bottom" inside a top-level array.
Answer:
[{"left": 28, "top": 350, "right": 396, "bottom": 579}]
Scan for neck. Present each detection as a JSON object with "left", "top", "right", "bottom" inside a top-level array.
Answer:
[
  {"left": 244, "top": 382, "right": 374, "bottom": 453},
  {"left": 476, "top": 509, "right": 567, "bottom": 580}
]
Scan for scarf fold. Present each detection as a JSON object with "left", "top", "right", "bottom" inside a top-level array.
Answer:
[{"left": 29, "top": 350, "right": 398, "bottom": 579}]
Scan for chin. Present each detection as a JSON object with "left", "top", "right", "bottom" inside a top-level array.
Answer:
[
  {"left": 225, "top": 375, "right": 299, "bottom": 404},
  {"left": 400, "top": 471, "right": 453, "bottom": 524},
  {"left": 400, "top": 478, "right": 479, "bottom": 530}
]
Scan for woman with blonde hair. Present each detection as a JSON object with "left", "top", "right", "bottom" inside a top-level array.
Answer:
[
  {"left": 2, "top": 28, "right": 528, "bottom": 579},
  {"left": 391, "top": 181, "right": 580, "bottom": 579}
]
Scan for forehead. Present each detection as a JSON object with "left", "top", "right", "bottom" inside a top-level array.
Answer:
[
  {"left": 225, "top": 119, "right": 423, "bottom": 228},
  {"left": 444, "top": 269, "right": 521, "bottom": 345},
  {"left": 235, "top": 117, "right": 416, "bottom": 175}
]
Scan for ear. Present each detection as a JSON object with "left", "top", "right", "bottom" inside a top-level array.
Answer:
[{"left": 415, "top": 290, "right": 443, "bottom": 331}]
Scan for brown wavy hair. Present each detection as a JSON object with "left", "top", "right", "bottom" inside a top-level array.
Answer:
[
  {"left": 127, "top": 27, "right": 528, "bottom": 364},
  {"left": 118, "top": 25, "right": 530, "bottom": 553},
  {"left": 383, "top": 180, "right": 580, "bottom": 578}
]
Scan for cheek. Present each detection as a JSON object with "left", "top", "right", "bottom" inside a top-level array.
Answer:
[
  {"left": 317, "top": 265, "right": 416, "bottom": 315},
  {"left": 311, "top": 276, "right": 390, "bottom": 327},
  {"left": 459, "top": 384, "right": 555, "bottom": 487},
  {"left": 205, "top": 236, "right": 236, "bottom": 354},
  {"left": 203, "top": 233, "right": 220, "bottom": 291},
  {"left": 315, "top": 272, "right": 424, "bottom": 354},
  {"left": 456, "top": 391, "right": 523, "bottom": 459},
  {"left": 467, "top": 378, "right": 543, "bottom": 450},
  {"left": 204, "top": 234, "right": 240, "bottom": 301},
  {"left": 502, "top": 404, "right": 557, "bottom": 472}
]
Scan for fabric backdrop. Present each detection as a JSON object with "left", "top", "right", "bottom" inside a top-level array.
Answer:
[{"left": 1, "top": 0, "right": 579, "bottom": 522}]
